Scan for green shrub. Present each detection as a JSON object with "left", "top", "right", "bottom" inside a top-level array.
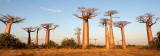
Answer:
[
  {"left": 85, "top": 44, "right": 95, "bottom": 49},
  {"left": 40, "top": 40, "right": 59, "bottom": 49},
  {"left": 0, "top": 33, "right": 26, "bottom": 49},
  {"left": 61, "top": 38, "right": 78, "bottom": 49},
  {"left": 148, "top": 41, "right": 160, "bottom": 50}
]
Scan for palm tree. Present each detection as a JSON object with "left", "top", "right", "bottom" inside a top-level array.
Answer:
[
  {"left": 73, "top": 7, "right": 99, "bottom": 49},
  {"left": 0, "top": 14, "right": 25, "bottom": 33},
  {"left": 34, "top": 26, "right": 42, "bottom": 46},
  {"left": 136, "top": 13, "right": 159, "bottom": 44},
  {"left": 22, "top": 27, "right": 35, "bottom": 44},
  {"left": 99, "top": 18, "right": 110, "bottom": 49},
  {"left": 114, "top": 21, "right": 131, "bottom": 49},
  {"left": 104, "top": 10, "right": 119, "bottom": 48},
  {"left": 74, "top": 27, "right": 82, "bottom": 48},
  {"left": 41, "top": 23, "right": 58, "bottom": 45}
]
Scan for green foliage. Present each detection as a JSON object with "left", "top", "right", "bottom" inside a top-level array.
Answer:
[
  {"left": 40, "top": 40, "right": 59, "bottom": 48},
  {"left": 0, "top": 33, "right": 26, "bottom": 49},
  {"left": 85, "top": 44, "right": 95, "bottom": 49},
  {"left": 61, "top": 38, "right": 78, "bottom": 49},
  {"left": 127, "top": 44, "right": 136, "bottom": 47},
  {"left": 148, "top": 41, "right": 160, "bottom": 50}
]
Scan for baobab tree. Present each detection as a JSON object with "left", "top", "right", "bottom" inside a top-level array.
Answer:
[
  {"left": 34, "top": 26, "right": 42, "bottom": 46},
  {"left": 73, "top": 7, "right": 99, "bottom": 49},
  {"left": 22, "top": 27, "right": 35, "bottom": 44},
  {"left": 114, "top": 21, "right": 131, "bottom": 49},
  {"left": 74, "top": 27, "right": 82, "bottom": 47},
  {"left": 41, "top": 23, "right": 58, "bottom": 45},
  {"left": 0, "top": 14, "right": 25, "bottom": 33},
  {"left": 104, "top": 10, "right": 119, "bottom": 48},
  {"left": 136, "top": 13, "right": 159, "bottom": 44},
  {"left": 99, "top": 18, "right": 110, "bottom": 49}
]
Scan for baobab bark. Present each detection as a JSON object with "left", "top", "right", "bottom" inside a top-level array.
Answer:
[
  {"left": 109, "top": 15, "right": 115, "bottom": 48},
  {"left": 105, "top": 24, "right": 109, "bottom": 49},
  {"left": 146, "top": 23, "right": 153, "bottom": 43},
  {"left": 82, "top": 19, "right": 89, "bottom": 49},
  {"left": 45, "top": 30, "right": 50, "bottom": 45},
  {"left": 35, "top": 31, "right": 38, "bottom": 46},
  {"left": 5, "top": 22, "right": 12, "bottom": 33},
  {"left": 27, "top": 32, "right": 31, "bottom": 44},
  {"left": 121, "top": 27, "right": 126, "bottom": 49}
]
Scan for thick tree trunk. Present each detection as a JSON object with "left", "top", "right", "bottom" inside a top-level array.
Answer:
[
  {"left": 5, "top": 23, "right": 12, "bottom": 34},
  {"left": 105, "top": 24, "right": 109, "bottom": 49},
  {"left": 82, "top": 19, "right": 89, "bottom": 49},
  {"left": 77, "top": 35, "right": 81, "bottom": 47},
  {"left": 109, "top": 15, "right": 115, "bottom": 48},
  {"left": 35, "top": 31, "right": 38, "bottom": 46},
  {"left": 146, "top": 23, "right": 153, "bottom": 43},
  {"left": 27, "top": 32, "right": 31, "bottom": 44},
  {"left": 121, "top": 27, "right": 126, "bottom": 49},
  {"left": 45, "top": 30, "right": 50, "bottom": 45}
]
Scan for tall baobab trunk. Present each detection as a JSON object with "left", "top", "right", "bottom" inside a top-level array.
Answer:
[
  {"left": 121, "top": 27, "right": 126, "bottom": 48},
  {"left": 146, "top": 23, "right": 153, "bottom": 43},
  {"left": 82, "top": 19, "right": 89, "bottom": 49},
  {"left": 27, "top": 32, "right": 31, "bottom": 44},
  {"left": 5, "top": 23, "right": 12, "bottom": 33},
  {"left": 35, "top": 31, "right": 38, "bottom": 46},
  {"left": 45, "top": 30, "right": 50, "bottom": 45},
  {"left": 109, "top": 15, "right": 115, "bottom": 48},
  {"left": 105, "top": 24, "right": 109, "bottom": 49}
]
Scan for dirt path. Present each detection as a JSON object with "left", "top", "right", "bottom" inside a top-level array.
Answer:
[{"left": 0, "top": 47, "right": 160, "bottom": 56}]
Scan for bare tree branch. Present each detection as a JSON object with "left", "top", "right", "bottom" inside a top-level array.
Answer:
[
  {"left": 0, "top": 14, "right": 25, "bottom": 24},
  {"left": 114, "top": 21, "right": 131, "bottom": 28},
  {"left": 104, "top": 10, "right": 119, "bottom": 16},
  {"left": 137, "top": 13, "right": 159, "bottom": 26},
  {"left": 99, "top": 18, "right": 110, "bottom": 27},
  {"left": 22, "top": 26, "right": 35, "bottom": 32},
  {"left": 73, "top": 7, "right": 99, "bottom": 20}
]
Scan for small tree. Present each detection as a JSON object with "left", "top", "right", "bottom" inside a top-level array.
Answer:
[
  {"left": 41, "top": 23, "right": 58, "bottom": 45},
  {"left": 73, "top": 7, "right": 99, "bottom": 49},
  {"left": 99, "top": 18, "right": 110, "bottom": 49},
  {"left": 34, "top": 26, "right": 42, "bottom": 46},
  {"left": 22, "top": 27, "right": 35, "bottom": 44},
  {"left": 104, "top": 10, "right": 119, "bottom": 48},
  {"left": 136, "top": 13, "right": 159, "bottom": 44},
  {"left": 0, "top": 14, "right": 25, "bottom": 33},
  {"left": 61, "top": 38, "right": 78, "bottom": 49},
  {"left": 114, "top": 21, "right": 131, "bottom": 48},
  {"left": 74, "top": 27, "right": 81, "bottom": 47}
]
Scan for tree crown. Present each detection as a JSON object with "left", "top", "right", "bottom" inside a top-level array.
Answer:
[
  {"left": 136, "top": 13, "right": 159, "bottom": 26},
  {"left": 22, "top": 26, "right": 35, "bottom": 32},
  {"left": 73, "top": 7, "right": 99, "bottom": 20},
  {"left": 114, "top": 21, "right": 131, "bottom": 28},
  {"left": 99, "top": 18, "right": 110, "bottom": 27},
  {"left": 104, "top": 10, "right": 119, "bottom": 16},
  {"left": 0, "top": 14, "right": 25, "bottom": 24},
  {"left": 41, "top": 23, "right": 59, "bottom": 30}
]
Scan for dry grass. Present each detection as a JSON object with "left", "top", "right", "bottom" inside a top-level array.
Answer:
[{"left": 0, "top": 47, "right": 160, "bottom": 56}]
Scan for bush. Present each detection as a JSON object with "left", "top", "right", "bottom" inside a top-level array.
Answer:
[
  {"left": 85, "top": 44, "right": 95, "bottom": 49},
  {"left": 61, "top": 38, "right": 78, "bottom": 49},
  {"left": 40, "top": 40, "right": 59, "bottom": 49},
  {"left": 148, "top": 41, "right": 160, "bottom": 50},
  {"left": 0, "top": 33, "right": 26, "bottom": 49}
]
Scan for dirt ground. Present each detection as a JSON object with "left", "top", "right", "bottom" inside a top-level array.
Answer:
[{"left": 0, "top": 47, "right": 160, "bottom": 56}]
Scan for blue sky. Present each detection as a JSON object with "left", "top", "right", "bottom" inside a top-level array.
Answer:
[{"left": 0, "top": 0, "right": 160, "bottom": 45}]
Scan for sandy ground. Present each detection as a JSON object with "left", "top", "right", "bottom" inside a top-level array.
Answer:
[{"left": 0, "top": 47, "right": 160, "bottom": 56}]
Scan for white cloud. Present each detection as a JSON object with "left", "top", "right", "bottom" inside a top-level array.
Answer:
[{"left": 40, "top": 7, "right": 63, "bottom": 13}]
